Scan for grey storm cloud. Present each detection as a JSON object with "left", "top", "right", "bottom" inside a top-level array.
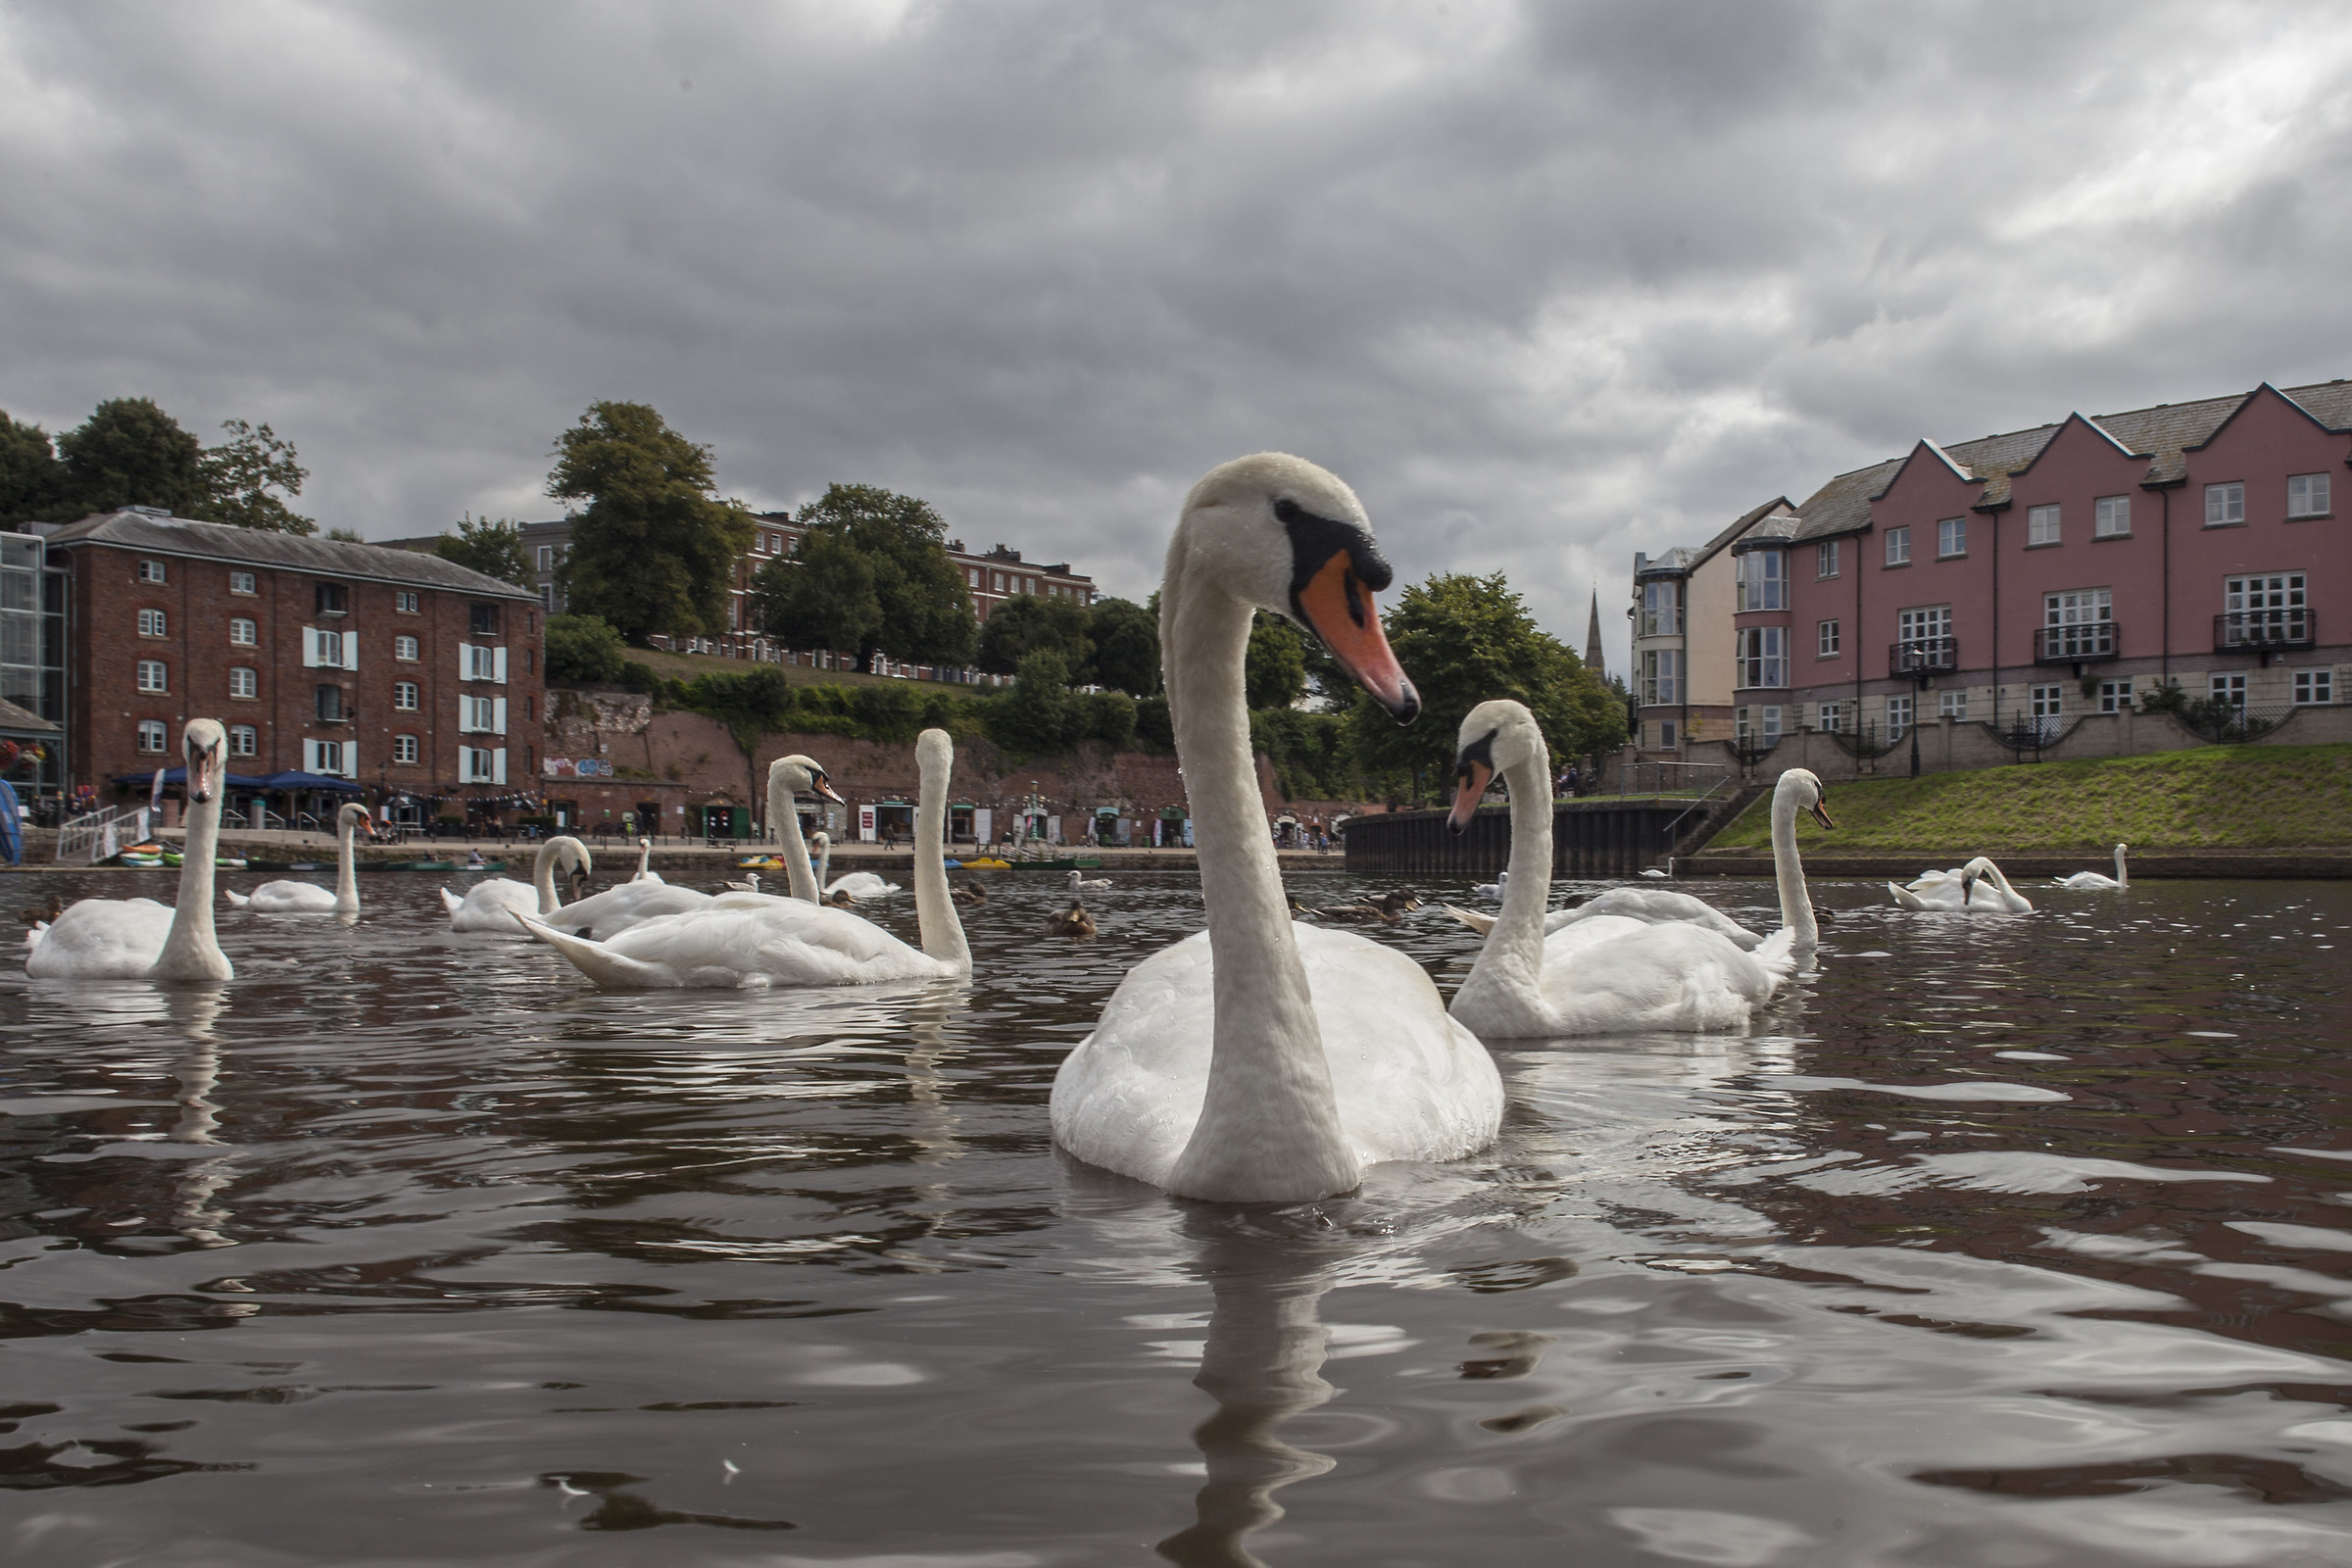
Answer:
[{"left": 4, "top": 0, "right": 2350, "bottom": 673}]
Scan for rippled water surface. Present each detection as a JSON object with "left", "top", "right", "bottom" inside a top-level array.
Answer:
[{"left": 3, "top": 866, "right": 2350, "bottom": 1565}]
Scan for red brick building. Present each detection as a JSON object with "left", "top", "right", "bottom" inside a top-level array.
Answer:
[{"left": 41, "top": 509, "right": 544, "bottom": 824}]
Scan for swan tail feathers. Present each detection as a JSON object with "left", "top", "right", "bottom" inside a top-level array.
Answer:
[
  {"left": 514, "top": 913, "right": 666, "bottom": 989},
  {"left": 439, "top": 887, "right": 465, "bottom": 916},
  {"left": 1886, "top": 882, "right": 1927, "bottom": 910},
  {"left": 1442, "top": 904, "right": 1497, "bottom": 936},
  {"left": 1752, "top": 924, "right": 1800, "bottom": 980},
  {"left": 223, "top": 890, "right": 251, "bottom": 908},
  {"left": 23, "top": 922, "right": 46, "bottom": 955}
]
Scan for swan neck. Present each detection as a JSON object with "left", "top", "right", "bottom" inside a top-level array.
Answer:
[
  {"left": 154, "top": 793, "right": 226, "bottom": 979},
  {"left": 2116, "top": 845, "right": 2128, "bottom": 888},
  {"left": 774, "top": 775, "right": 820, "bottom": 903},
  {"left": 1771, "top": 787, "right": 1817, "bottom": 946},
  {"left": 1160, "top": 551, "right": 1357, "bottom": 1201},
  {"left": 911, "top": 744, "right": 970, "bottom": 971},
  {"left": 815, "top": 835, "right": 830, "bottom": 890},
  {"left": 532, "top": 838, "right": 560, "bottom": 912},
  {"left": 1460, "top": 738, "right": 1555, "bottom": 1011},
  {"left": 335, "top": 813, "right": 360, "bottom": 912}
]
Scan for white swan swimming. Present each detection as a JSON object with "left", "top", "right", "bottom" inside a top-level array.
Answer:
[
  {"left": 1472, "top": 869, "right": 1507, "bottom": 899},
  {"left": 829, "top": 867, "right": 903, "bottom": 900},
  {"left": 519, "top": 730, "right": 971, "bottom": 988},
  {"left": 1641, "top": 858, "right": 1677, "bottom": 879},
  {"left": 631, "top": 837, "right": 662, "bottom": 884},
  {"left": 1889, "top": 856, "right": 2034, "bottom": 913},
  {"left": 225, "top": 803, "right": 368, "bottom": 914},
  {"left": 440, "top": 836, "right": 592, "bottom": 932},
  {"left": 1067, "top": 869, "right": 1111, "bottom": 894},
  {"left": 1049, "top": 453, "right": 1502, "bottom": 1202},
  {"left": 2054, "top": 843, "right": 2129, "bottom": 890},
  {"left": 1446, "top": 881, "right": 1768, "bottom": 951},
  {"left": 26, "top": 719, "right": 234, "bottom": 982},
  {"left": 1444, "top": 701, "right": 1822, "bottom": 1039}
]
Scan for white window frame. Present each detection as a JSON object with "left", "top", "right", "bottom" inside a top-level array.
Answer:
[
  {"left": 1897, "top": 604, "right": 1953, "bottom": 646},
  {"left": 394, "top": 634, "right": 419, "bottom": 662},
  {"left": 2288, "top": 473, "right": 2331, "bottom": 519},
  {"left": 304, "top": 738, "right": 351, "bottom": 777},
  {"left": 303, "top": 626, "right": 359, "bottom": 671},
  {"left": 1816, "top": 701, "right": 1847, "bottom": 733},
  {"left": 1937, "top": 689, "right": 1968, "bottom": 721},
  {"left": 2205, "top": 482, "right": 2245, "bottom": 526},
  {"left": 1735, "top": 626, "right": 1788, "bottom": 690},
  {"left": 1640, "top": 581, "right": 1682, "bottom": 637},
  {"left": 1886, "top": 692, "right": 1913, "bottom": 737},
  {"left": 1735, "top": 550, "right": 1785, "bottom": 612},
  {"left": 137, "top": 608, "right": 166, "bottom": 637},
  {"left": 462, "top": 746, "right": 507, "bottom": 783},
  {"left": 228, "top": 570, "right": 256, "bottom": 595},
  {"left": 136, "top": 718, "right": 167, "bottom": 753},
  {"left": 393, "top": 680, "right": 419, "bottom": 711},
  {"left": 229, "top": 617, "right": 257, "bottom": 647},
  {"left": 2211, "top": 671, "right": 2248, "bottom": 708},
  {"left": 1817, "top": 618, "right": 1840, "bottom": 658},
  {"left": 228, "top": 723, "right": 258, "bottom": 758},
  {"left": 1639, "top": 648, "right": 1683, "bottom": 707},
  {"left": 2293, "top": 668, "right": 2334, "bottom": 706},
  {"left": 395, "top": 590, "right": 419, "bottom": 613},
  {"left": 2094, "top": 495, "right": 2132, "bottom": 537},
  {"left": 1816, "top": 540, "right": 1840, "bottom": 579},
  {"left": 136, "top": 659, "right": 167, "bottom": 694},
  {"left": 137, "top": 559, "right": 166, "bottom": 584},
  {"left": 2028, "top": 683, "right": 2065, "bottom": 739},
  {"left": 2098, "top": 678, "right": 2133, "bottom": 713},
  {"left": 228, "top": 666, "right": 257, "bottom": 701},
  {"left": 392, "top": 733, "right": 420, "bottom": 763},
  {"left": 1884, "top": 526, "right": 1910, "bottom": 566},
  {"left": 460, "top": 695, "right": 508, "bottom": 735},
  {"left": 1936, "top": 517, "right": 1967, "bottom": 558},
  {"left": 2027, "top": 504, "right": 2061, "bottom": 546},
  {"left": 460, "top": 642, "right": 508, "bottom": 683}
]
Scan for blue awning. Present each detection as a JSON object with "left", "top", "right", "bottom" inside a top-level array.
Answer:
[
  {"left": 259, "top": 770, "right": 366, "bottom": 793},
  {"left": 111, "top": 766, "right": 273, "bottom": 789}
]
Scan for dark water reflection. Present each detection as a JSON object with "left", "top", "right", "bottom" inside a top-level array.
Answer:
[{"left": 1, "top": 868, "right": 2349, "bottom": 1564}]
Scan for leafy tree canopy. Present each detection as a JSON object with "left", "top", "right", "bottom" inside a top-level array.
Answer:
[
  {"left": 1347, "top": 571, "right": 1626, "bottom": 800},
  {"left": 752, "top": 527, "right": 880, "bottom": 656},
  {"left": 1247, "top": 613, "right": 1307, "bottom": 711},
  {"left": 545, "top": 613, "right": 631, "bottom": 683},
  {"left": 0, "top": 413, "right": 70, "bottom": 526},
  {"left": 195, "top": 419, "right": 315, "bottom": 534},
  {"left": 976, "top": 593, "right": 1091, "bottom": 675},
  {"left": 435, "top": 514, "right": 532, "bottom": 586},
  {"left": 550, "top": 401, "right": 753, "bottom": 644},
  {"left": 56, "top": 398, "right": 210, "bottom": 517},
  {"left": 1086, "top": 596, "right": 1159, "bottom": 697},
  {"left": 789, "top": 484, "right": 976, "bottom": 665}
]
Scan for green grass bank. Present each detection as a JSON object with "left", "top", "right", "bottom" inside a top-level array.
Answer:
[{"left": 1705, "top": 744, "right": 2352, "bottom": 853}]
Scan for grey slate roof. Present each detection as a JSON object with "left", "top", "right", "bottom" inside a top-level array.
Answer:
[
  {"left": 0, "top": 697, "right": 57, "bottom": 733},
  {"left": 42, "top": 511, "right": 536, "bottom": 600},
  {"left": 1638, "top": 497, "right": 1793, "bottom": 578},
  {"left": 1788, "top": 375, "right": 2352, "bottom": 542}
]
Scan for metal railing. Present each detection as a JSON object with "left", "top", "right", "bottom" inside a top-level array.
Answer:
[
  {"left": 54, "top": 804, "right": 145, "bottom": 863},
  {"left": 2175, "top": 699, "right": 2291, "bottom": 745},
  {"left": 2036, "top": 621, "right": 2119, "bottom": 663},
  {"left": 1611, "top": 760, "right": 1731, "bottom": 800},
  {"left": 2215, "top": 609, "right": 2314, "bottom": 652},
  {"left": 1889, "top": 636, "right": 1958, "bottom": 676},
  {"left": 1984, "top": 715, "right": 2075, "bottom": 758},
  {"left": 1824, "top": 721, "right": 1905, "bottom": 760}
]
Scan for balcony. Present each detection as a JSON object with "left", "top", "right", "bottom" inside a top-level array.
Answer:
[
  {"left": 2215, "top": 609, "right": 2314, "bottom": 654},
  {"left": 2035, "top": 621, "right": 2119, "bottom": 664},
  {"left": 1889, "top": 636, "right": 1958, "bottom": 677}
]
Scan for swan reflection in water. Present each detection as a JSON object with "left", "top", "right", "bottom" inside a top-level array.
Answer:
[{"left": 1156, "top": 1220, "right": 1342, "bottom": 1568}]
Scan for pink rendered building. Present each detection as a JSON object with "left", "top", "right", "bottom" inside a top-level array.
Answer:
[{"left": 1633, "top": 377, "right": 2352, "bottom": 780}]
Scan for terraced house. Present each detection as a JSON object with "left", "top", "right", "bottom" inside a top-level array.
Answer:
[{"left": 1632, "top": 377, "right": 2352, "bottom": 779}]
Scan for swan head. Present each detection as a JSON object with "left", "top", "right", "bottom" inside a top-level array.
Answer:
[
  {"left": 637, "top": 836, "right": 651, "bottom": 851},
  {"left": 549, "top": 835, "right": 592, "bottom": 877},
  {"left": 1446, "top": 699, "right": 1543, "bottom": 832},
  {"left": 810, "top": 831, "right": 829, "bottom": 852},
  {"left": 770, "top": 754, "right": 846, "bottom": 805},
  {"left": 1177, "top": 453, "right": 1418, "bottom": 721},
  {"left": 337, "top": 803, "right": 371, "bottom": 833},
  {"left": 181, "top": 719, "right": 227, "bottom": 806},
  {"left": 1775, "top": 768, "right": 1836, "bottom": 829}
]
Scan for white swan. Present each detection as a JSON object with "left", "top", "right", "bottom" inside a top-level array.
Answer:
[
  {"left": 439, "top": 837, "right": 591, "bottom": 932},
  {"left": 519, "top": 729, "right": 971, "bottom": 988},
  {"left": 763, "top": 756, "right": 847, "bottom": 904},
  {"left": 1888, "top": 856, "right": 2034, "bottom": 913},
  {"left": 1472, "top": 869, "right": 1507, "bottom": 899},
  {"left": 1067, "top": 869, "right": 1111, "bottom": 894},
  {"left": 1446, "top": 883, "right": 1767, "bottom": 950},
  {"left": 1444, "top": 701, "right": 1821, "bottom": 1039},
  {"left": 631, "top": 837, "right": 662, "bottom": 884},
  {"left": 26, "top": 719, "right": 234, "bottom": 982},
  {"left": 225, "top": 803, "right": 368, "bottom": 914},
  {"left": 2054, "top": 843, "right": 2128, "bottom": 890},
  {"left": 1049, "top": 453, "right": 1501, "bottom": 1202},
  {"left": 808, "top": 830, "right": 829, "bottom": 893},
  {"left": 829, "top": 868, "right": 903, "bottom": 900},
  {"left": 1642, "top": 858, "right": 1677, "bottom": 879}
]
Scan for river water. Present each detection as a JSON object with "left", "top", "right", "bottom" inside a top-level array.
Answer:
[{"left": 1, "top": 867, "right": 2349, "bottom": 1565}]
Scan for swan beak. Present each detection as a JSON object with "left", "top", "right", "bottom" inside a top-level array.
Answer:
[
  {"left": 1293, "top": 554, "right": 1418, "bottom": 723},
  {"left": 186, "top": 738, "right": 218, "bottom": 805},
  {"left": 1447, "top": 760, "right": 1493, "bottom": 833},
  {"left": 1809, "top": 800, "right": 1835, "bottom": 830},
  {"left": 1960, "top": 869, "right": 1978, "bottom": 901},
  {"left": 810, "top": 772, "right": 847, "bottom": 806}
]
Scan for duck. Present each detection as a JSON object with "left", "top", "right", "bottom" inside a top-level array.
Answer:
[
  {"left": 25, "top": 719, "right": 235, "bottom": 982},
  {"left": 1299, "top": 890, "right": 1420, "bottom": 924},
  {"left": 517, "top": 730, "right": 972, "bottom": 988},
  {"left": 1472, "top": 869, "right": 1507, "bottom": 899},
  {"left": 824, "top": 887, "right": 859, "bottom": 908},
  {"left": 1049, "top": 453, "right": 1502, "bottom": 1202},
  {"left": 439, "top": 837, "right": 592, "bottom": 932},
  {"left": 1889, "top": 856, "right": 2034, "bottom": 913},
  {"left": 224, "top": 803, "right": 369, "bottom": 914},
  {"left": 951, "top": 881, "right": 988, "bottom": 907},
  {"left": 1444, "top": 700, "right": 1823, "bottom": 1038},
  {"left": 20, "top": 894, "right": 64, "bottom": 928},
  {"left": 2054, "top": 844, "right": 2129, "bottom": 890},
  {"left": 1067, "top": 869, "right": 1112, "bottom": 894},
  {"left": 1045, "top": 900, "right": 1097, "bottom": 939}
]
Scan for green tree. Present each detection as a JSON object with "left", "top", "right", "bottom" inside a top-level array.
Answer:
[
  {"left": 975, "top": 593, "right": 1092, "bottom": 675},
  {"left": 195, "top": 418, "right": 315, "bottom": 534},
  {"left": 1348, "top": 571, "right": 1626, "bottom": 801},
  {"left": 988, "top": 649, "right": 1082, "bottom": 755},
  {"left": 545, "top": 613, "right": 630, "bottom": 682},
  {"left": 751, "top": 527, "right": 881, "bottom": 655},
  {"left": 792, "top": 484, "right": 976, "bottom": 665},
  {"left": 1083, "top": 689, "right": 1138, "bottom": 751},
  {"left": 850, "top": 680, "right": 925, "bottom": 743},
  {"left": 57, "top": 397, "right": 209, "bottom": 516},
  {"left": 434, "top": 514, "right": 532, "bottom": 586},
  {"left": 1086, "top": 596, "right": 1159, "bottom": 696},
  {"left": 0, "top": 412, "right": 71, "bottom": 525},
  {"left": 1246, "top": 613, "right": 1307, "bottom": 710},
  {"left": 549, "top": 402, "right": 754, "bottom": 644}
]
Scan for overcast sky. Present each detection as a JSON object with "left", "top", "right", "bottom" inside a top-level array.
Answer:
[{"left": 5, "top": 1, "right": 2349, "bottom": 673}]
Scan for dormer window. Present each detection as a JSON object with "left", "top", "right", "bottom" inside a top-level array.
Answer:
[{"left": 316, "top": 582, "right": 349, "bottom": 616}]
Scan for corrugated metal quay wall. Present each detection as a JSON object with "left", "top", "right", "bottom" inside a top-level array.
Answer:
[{"left": 1340, "top": 801, "right": 1695, "bottom": 878}]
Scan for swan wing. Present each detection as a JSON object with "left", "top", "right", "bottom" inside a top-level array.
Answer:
[
  {"left": 246, "top": 880, "right": 340, "bottom": 913},
  {"left": 1564, "top": 889, "right": 1765, "bottom": 949},
  {"left": 449, "top": 878, "right": 541, "bottom": 932},
  {"left": 1534, "top": 921, "right": 1785, "bottom": 1036},
  {"left": 540, "top": 898, "right": 944, "bottom": 988},
  {"left": 24, "top": 898, "right": 175, "bottom": 980},
  {"left": 1051, "top": 925, "right": 1501, "bottom": 1190},
  {"left": 223, "top": 890, "right": 251, "bottom": 908},
  {"left": 1444, "top": 903, "right": 1496, "bottom": 935},
  {"left": 539, "top": 882, "right": 714, "bottom": 936},
  {"left": 827, "top": 872, "right": 903, "bottom": 899},
  {"left": 439, "top": 887, "right": 465, "bottom": 916}
]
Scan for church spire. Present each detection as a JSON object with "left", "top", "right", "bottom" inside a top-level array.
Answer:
[{"left": 1584, "top": 588, "right": 1604, "bottom": 680}]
